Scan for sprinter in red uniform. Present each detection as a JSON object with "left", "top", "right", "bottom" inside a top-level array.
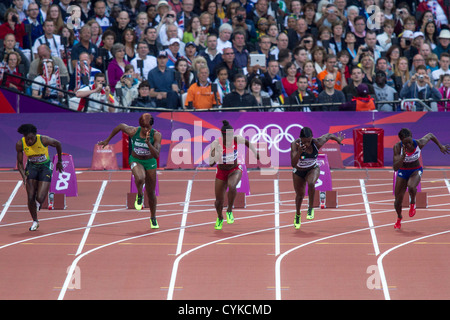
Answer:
[
  {"left": 209, "top": 120, "right": 260, "bottom": 230},
  {"left": 393, "top": 128, "right": 449, "bottom": 229}
]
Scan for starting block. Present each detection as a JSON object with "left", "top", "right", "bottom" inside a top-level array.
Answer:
[
  {"left": 42, "top": 192, "right": 66, "bottom": 210},
  {"left": 126, "top": 173, "right": 159, "bottom": 209},
  {"left": 402, "top": 191, "right": 428, "bottom": 208},
  {"left": 393, "top": 171, "right": 427, "bottom": 208},
  {"left": 313, "top": 190, "right": 338, "bottom": 208},
  {"left": 224, "top": 192, "right": 246, "bottom": 208},
  {"left": 225, "top": 161, "right": 250, "bottom": 209},
  {"left": 127, "top": 192, "right": 150, "bottom": 209}
]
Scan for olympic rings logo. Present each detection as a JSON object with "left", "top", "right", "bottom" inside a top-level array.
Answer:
[{"left": 239, "top": 123, "right": 304, "bottom": 153}]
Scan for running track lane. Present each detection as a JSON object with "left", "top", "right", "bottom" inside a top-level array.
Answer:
[{"left": 0, "top": 169, "right": 449, "bottom": 300}]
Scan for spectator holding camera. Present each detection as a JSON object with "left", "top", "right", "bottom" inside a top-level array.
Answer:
[
  {"left": 400, "top": 65, "right": 441, "bottom": 111},
  {"left": 0, "top": 8, "right": 26, "bottom": 49}
]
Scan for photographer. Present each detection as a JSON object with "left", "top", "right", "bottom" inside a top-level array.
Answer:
[
  {"left": 0, "top": 8, "right": 26, "bottom": 48},
  {"left": 400, "top": 65, "right": 441, "bottom": 111},
  {"left": 73, "top": 72, "right": 117, "bottom": 112}
]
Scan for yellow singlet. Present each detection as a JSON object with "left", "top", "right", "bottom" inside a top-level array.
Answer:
[{"left": 22, "top": 134, "right": 49, "bottom": 164}]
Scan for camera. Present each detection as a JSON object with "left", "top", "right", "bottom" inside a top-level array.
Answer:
[
  {"left": 418, "top": 75, "right": 424, "bottom": 80},
  {"left": 236, "top": 15, "right": 244, "bottom": 22}
]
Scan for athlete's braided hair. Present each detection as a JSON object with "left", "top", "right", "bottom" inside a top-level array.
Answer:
[{"left": 398, "top": 128, "right": 412, "bottom": 140}]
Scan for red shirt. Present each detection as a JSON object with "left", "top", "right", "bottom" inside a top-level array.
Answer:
[
  {"left": 0, "top": 22, "right": 26, "bottom": 48},
  {"left": 282, "top": 77, "right": 298, "bottom": 97}
]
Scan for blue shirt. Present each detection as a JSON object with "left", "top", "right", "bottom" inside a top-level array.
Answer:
[{"left": 147, "top": 66, "right": 176, "bottom": 92}]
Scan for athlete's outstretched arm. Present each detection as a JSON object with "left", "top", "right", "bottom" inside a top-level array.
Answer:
[
  {"left": 236, "top": 135, "right": 260, "bottom": 160},
  {"left": 98, "top": 123, "right": 137, "bottom": 148},
  {"left": 417, "top": 133, "right": 450, "bottom": 154}
]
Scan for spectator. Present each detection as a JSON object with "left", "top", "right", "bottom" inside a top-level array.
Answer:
[
  {"left": 184, "top": 66, "right": 219, "bottom": 109},
  {"left": 142, "top": 26, "right": 163, "bottom": 58},
  {"left": 288, "top": 75, "right": 316, "bottom": 112},
  {"left": 31, "top": 59, "right": 63, "bottom": 104},
  {"left": 318, "top": 54, "right": 346, "bottom": 90},
  {"left": 182, "top": 16, "right": 201, "bottom": 44},
  {"left": 377, "top": 19, "right": 396, "bottom": 52},
  {"left": 131, "top": 81, "right": 156, "bottom": 110},
  {"left": 74, "top": 72, "right": 117, "bottom": 112},
  {"left": 217, "top": 23, "right": 233, "bottom": 53},
  {"left": 176, "top": 0, "right": 197, "bottom": 30},
  {"left": 438, "top": 74, "right": 450, "bottom": 111},
  {"left": 69, "top": 51, "right": 101, "bottom": 92},
  {"left": 107, "top": 43, "right": 130, "bottom": 93},
  {"left": 29, "top": 44, "right": 69, "bottom": 82},
  {"left": 431, "top": 52, "right": 450, "bottom": 86},
  {"left": 252, "top": 59, "right": 286, "bottom": 103},
  {"left": 0, "top": 8, "right": 26, "bottom": 48},
  {"left": 213, "top": 66, "right": 231, "bottom": 103},
  {"left": 130, "top": 41, "right": 157, "bottom": 80},
  {"left": 0, "top": 33, "right": 29, "bottom": 76},
  {"left": 342, "top": 66, "right": 376, "bottom": 102},
  {"left": 115, "top": 64, "right": 140, "bottom": 109},
  {"left": 317, "top": 73, "right": 346, "bottom": 111},
  {"left": 373, "top": 70, "right": 398, "bottom": 111},
  {"left": 232, "top": 29, "right": 250, "bottom": 69},
  {"left": 91, "top": 0, "right": 112, "bottom": 32},
  {"left": 47, "top": 4, "right": 65, "bottom": 34},
  {"left": 200, "top": 34, "right": 223, "bottom": 79},
  {"left": 393, "top": 56, "right": 411, "bottom": 92},
  {"left": 222, "top": 74, "right": 258, "bottom": 109},
  {"left": 175, "top": 56, "right": 195, "bottom": 96},
  {"left": 157, "top": 12, "right": 183, "bottom": 46},
  {"left": 22, "top": 2, "right": 44, "bottom": 51},
  {"left": 212, "top": 47, "right": 240, "bottom": 82},
  {"left": 121, "top": 28, "right": 137, "bottom": 62},
  {"left": 2, "top": 51, "right": 24, "bottom": 92},
  {"left": 303, "top": 60, "right": 322, "bottom": 97},
  {"left": 249, "top": 77, "right": 273, "bottom": 111},
  {"left": 147, "top": 50, "right": 180, "bottom": 109},
  {"left": 107, "top": 10, "right": 131, "bottom": 44},
  {"left": 281, "top": 62, "right": 298, "bottom": 96},
  {"left": 32, "top": 19, "right": 63, "bottom": 60},
  {"left": 71, "top": 24, "right": 100, "bottom": 70},
  {"left": 400, "top": 65, "right": 441, "bottom": 111}
]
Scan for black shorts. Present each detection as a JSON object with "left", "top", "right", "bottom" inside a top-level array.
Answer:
[
  {"left": 26, "top": 160, "right": 53, "bottom": 182},
  {"left": 293, "top": 164, "right": 318, "bottom": 179}
]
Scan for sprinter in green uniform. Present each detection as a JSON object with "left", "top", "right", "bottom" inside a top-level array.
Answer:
[{"left": 98, "top": 113, "right": 161, "bottom": 229}]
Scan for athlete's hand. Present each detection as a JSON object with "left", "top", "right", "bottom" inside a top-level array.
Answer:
[
  {"left": 440, "top": 144, "right": 450, "bottom": 154},
  {"left": 56, "top": 161, "right": 64, "bottom": 173},
  {"left": 97, "top": 140, "right": 109, "bottom": 148},
  {"left": 336, "top": 132, "right": 345, "bottom": 145}
]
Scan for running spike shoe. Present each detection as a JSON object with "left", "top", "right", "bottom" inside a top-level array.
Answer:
[
  {"left": 150, "top": 217, "right": 159, "bottom": 229},
  {"left": 307, "top": 208, "right": 315, "bottom": 220},
  {"left": 29, "top": 220, "right": 39, "bottom": 231},
  {"left": 294, "top": 214, "right": 301, "bottom": 229},
  {"left": 215, "top": 218, "right": 223, "bottom": 230},
  {"left": 226, "top": 211, "right": 234, "bottom": 224},
  {"left": 394, "top": 218, "right": 402, "bottom": 230},
  {"left": 135, "top": 194, "right": 143, "bottom": 210},
  {"left": 409, "top": 204, "right": 416, "bottom": 218}
]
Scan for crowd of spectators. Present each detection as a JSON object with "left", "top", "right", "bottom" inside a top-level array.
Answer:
[{"left": 1, "top": 0, "right": 450, "bottom": 112}]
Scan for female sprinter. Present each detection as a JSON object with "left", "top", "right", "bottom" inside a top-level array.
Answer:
[
  {"left": 98, "top": 113, "right": 161, "bottom": 229},
  {"left": 393, "top": 128, "right": 449, "bottom": 229},
  {"left": 291, "top": 127, "right": 344, "bottom": 229},
  {"left": 16, "top": 124, "right": 63, "bottom": 231},
  {"left": 209, "top": 120, "right": 260, "bottom": 230}
]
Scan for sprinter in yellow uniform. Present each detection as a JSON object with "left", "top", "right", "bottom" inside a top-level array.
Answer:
[{"left": 16, "top": 124, "right": 63, "bottom": 231}]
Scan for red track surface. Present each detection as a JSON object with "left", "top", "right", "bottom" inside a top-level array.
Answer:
[{"left": 0, "top": 168, "right": 449, "bottom": 300}]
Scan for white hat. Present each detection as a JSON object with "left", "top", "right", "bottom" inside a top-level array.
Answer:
[
  {"left": 168, "top": 38, "right": 181, "bottom": 45},
  {"left": 402, "top": 30, "right": 414, "bottom": 39},
  {"left": 413, "top": 31, "right": 424, "bottom": 39},
  {"left": 156, "top": 0, "right": 170, "bottom": 10},
  {"left": 439, "top": 29, "right": 450, "bottom": 39}
]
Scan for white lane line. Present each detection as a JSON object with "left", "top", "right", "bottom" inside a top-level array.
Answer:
[
  {"left": 274, "top": 179, "right": 280, "bottom": 256},
  {"left": 360, "top": 179, "right": 380, "bottom": 256},
  {"left": 75, "top": 180, "right": 108, "bottom": 256},
  {"left": 175, "top": 180, "right": 193, "bottom": 256},
  {"left": 445, "top": 179, "right": 450, "bottom": 194},
  {"left": 377, "top": 229, "right": 450, "bottom": 300},
  {"left": 0, "top": 181, "right": 22, "bottom": 223}
]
